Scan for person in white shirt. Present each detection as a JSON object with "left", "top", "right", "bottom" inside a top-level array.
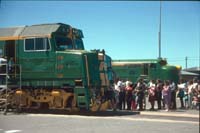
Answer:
[
  {"left": 8, "top": 57, "right": 14, "bottom": 73},
  {"left": 114, "top": 79, "right": 126, "bottom": 110},
  {"left": 0, "top": 56, "right": 7, "bottom": 64},
  {"left": 114, "top": 80, "right": 120, "bottom": 109},
  {"left": 187, "top": 80, "right": 193, "bottom": 109}
]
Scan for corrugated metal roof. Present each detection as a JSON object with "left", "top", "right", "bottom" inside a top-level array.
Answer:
[
  {"left": 0, "top": 26, "right": 25, "bottom": 37},
  {"left": 112, "top": 62, "right": 145, "bottom": 66},
  {"left": 180, "top": 70, "right": 199, "bottom": 76},
  {"left": 0, "top": 23, "right": 64, "bottom": 39},
  {"left": 20, "top": 24, "right": 60, "bottom": 37},
  {"left": 183, "top": 67, "right": 200, "bottom": 71},
  {"left": 112, "top": 60, "right": 158, "bottom": 64}
]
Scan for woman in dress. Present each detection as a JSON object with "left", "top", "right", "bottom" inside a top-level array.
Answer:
[{"left": 162, "top": 80, "right": 171, "bottom": 111}]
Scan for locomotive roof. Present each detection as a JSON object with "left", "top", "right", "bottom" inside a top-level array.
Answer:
[
  {"left": 112, "top": 59, "right": 163, "bottom": 63},
  {"left": 0, "top": 23, "right": 70, "bottom": 40},
  {"left": 112, "top": 59, "right": 169, "bottom": 66}
]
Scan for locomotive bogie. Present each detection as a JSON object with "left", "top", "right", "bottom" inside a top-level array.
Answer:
[{"left": 13, "top": 89, "right": 76, "bottom": 110}]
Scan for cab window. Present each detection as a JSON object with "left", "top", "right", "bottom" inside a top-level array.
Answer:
[
  {"left": 159, "top": 60, "right": 167, "bottom": 66},
  {"left": 55, "top": 36, "right": 73, "bottom": 50},
  {"left": 74, "top": 38, "right": 84, "bottom": 50},
  {"left": 150, "top": 63, "right": 157, "bottom": 69}
]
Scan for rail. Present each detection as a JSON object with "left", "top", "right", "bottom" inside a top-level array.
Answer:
[{"left": 0, "top": 63, "right": 22, "bottom": 115}]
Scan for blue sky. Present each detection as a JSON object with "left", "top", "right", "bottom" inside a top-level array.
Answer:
[{"left": 0, "top": 1, "right": 199, "bottom": 69}]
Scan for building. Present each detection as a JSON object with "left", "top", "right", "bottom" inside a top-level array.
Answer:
[{"left": 180, "top": 67, "right": 200, "bottom": 81}]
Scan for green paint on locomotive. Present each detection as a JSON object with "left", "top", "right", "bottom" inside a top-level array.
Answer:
[
  {"left": 112, "top": 59, "right": 181, "bottom": 83},
  {"left": 0, "top": 23, "right": 113, "bottom": 110}
]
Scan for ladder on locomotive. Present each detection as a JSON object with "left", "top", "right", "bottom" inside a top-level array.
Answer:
[{"left": 0, "top": 63, "right": 22, "bottom": 114}]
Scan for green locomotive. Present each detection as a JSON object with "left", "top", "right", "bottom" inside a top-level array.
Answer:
[
  {"left": 0, "top": 23, "right": 113, "bottom": 111},
  {"left": 112, "top": 59, "right": 181, "bottom": 83}
]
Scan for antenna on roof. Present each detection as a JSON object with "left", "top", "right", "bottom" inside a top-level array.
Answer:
[{"left": 158, "top": 1, "right": 162, "bottom": 59}]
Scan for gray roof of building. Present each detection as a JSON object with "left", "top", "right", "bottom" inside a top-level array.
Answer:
[
  {"left": 180, "top": 70, "right": 199, "bottom": 76},
  {"left": 183, "top": 67, "right": 200, "bottom": 72}
]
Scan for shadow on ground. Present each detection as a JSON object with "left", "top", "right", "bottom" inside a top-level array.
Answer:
[{"left": 1, "top": 109, "right": 140, "bottom": 117}]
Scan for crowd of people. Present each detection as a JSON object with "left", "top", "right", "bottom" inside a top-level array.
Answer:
[{"left": 111, "top": 77, "right": 200, "bottom": 112}]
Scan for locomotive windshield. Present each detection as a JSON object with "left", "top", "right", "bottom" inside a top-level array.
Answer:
[
  {"left": 74, "top": 38, "right": 84, "bottom": 50},
  {"left": 55, "top": 35, "right": 73, "bottom": 50},
  {"left": 159, "top": 59, "right": 167, "bottom": 66},
  {"left": 72, "top": 28, "right": 84, "bottom": 50}
]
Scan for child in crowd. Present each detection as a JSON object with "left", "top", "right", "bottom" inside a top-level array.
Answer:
[{"left": 131, "top": 90, "right": 137, "bottom": 110}]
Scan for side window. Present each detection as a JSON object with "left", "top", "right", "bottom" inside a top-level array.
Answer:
[
  {"left": 25, "top": 38, "right": 34, "bottom": 50},
  {"left": 35, "top": 38, "right": 44, "bottom": 50},
  {"left": 143, "top": 64, "right": 148, "bottom": 75},
  {"left": 46, "top": 38, "right": 50, "bottom": 49},
  {"left": 24, "top": 37, "right": 50, "bottom": 51},
  {"left": 0, "top": 49, "right": 3, "bottom": 56},
  {"left": 150, "top": 63, "right": 157, "bottom": 69}
]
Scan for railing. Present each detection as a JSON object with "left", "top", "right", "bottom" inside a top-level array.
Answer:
[{"left": 0, "top": 64, "right": 21, "bottom": 114}]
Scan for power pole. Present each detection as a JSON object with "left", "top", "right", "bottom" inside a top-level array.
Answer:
[
  {"left": 158, "top": 1, "right": 162, "bottom": 59},
  {"left": 185, "top": 56, "right": 188, "bottom": 69}
]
